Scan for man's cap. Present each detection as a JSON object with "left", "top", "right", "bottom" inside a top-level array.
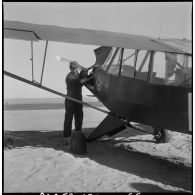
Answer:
[{"left": 69, "top": 61, "right": 79, "bottom": 70}]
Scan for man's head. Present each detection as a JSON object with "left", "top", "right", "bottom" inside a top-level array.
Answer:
[
  {"left": 69, "top": 61, "right": 79, "bottom": 71},
  {"left": 69, "top": 61, "right": 83, "bottom": 77}
]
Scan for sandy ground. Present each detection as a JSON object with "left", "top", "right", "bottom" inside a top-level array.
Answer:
[
  {"left": 4, "top": 128, "right": 192, "bottom": 193},
  {"left": 4, "top": 108, "right": 192, "bottom": 193}
]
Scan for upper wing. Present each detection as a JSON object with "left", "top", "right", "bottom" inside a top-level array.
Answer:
[
  {"left": 4, "top": 20, "right": 191, "bottom": 55},
  {"left": 158, "top": 39, "right": 192, "bottom": 55}
]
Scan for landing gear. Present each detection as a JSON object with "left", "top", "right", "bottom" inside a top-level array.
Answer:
[{"left": 153, "top": 128, "right": 166, "bottom": 143}]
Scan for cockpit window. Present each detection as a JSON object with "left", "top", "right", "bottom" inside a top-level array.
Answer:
[
  {"left": 120, "top": 49, "right": 136, "bottom": 78},
  {"left": 102, "top": 47, "right": 117, "bottom": 71},
  {"left": 102, "top": 47, "right": 121, "bottom": 75},
  {"left": 103, "top": 48, "right": 137, "bottom": 77},
  {"left": 102, "top": 47, "right": 191, "bottom": 88},
  {"left": 150, "top": 52, "right": 192, "bottom": 88},
  {"left": 134, "top": 50, "right": 150, "bottom": 81}
]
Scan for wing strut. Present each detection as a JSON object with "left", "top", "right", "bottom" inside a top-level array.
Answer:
[
  {"left": 30, "top": 41, "right": 34, "bottom": 81},
  {"left": 40, "top": 41, "right": 48, "bottom": 85},
  {"left": 118, "top": 48, "right": 124, "bottom": 76},
  {"left": 4, "top": 70, "right": 110, "bottom": 115}
]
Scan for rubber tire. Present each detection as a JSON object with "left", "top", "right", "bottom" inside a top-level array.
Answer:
[{"left": 154, "top": 128, "right": 167, "bottom": 144}]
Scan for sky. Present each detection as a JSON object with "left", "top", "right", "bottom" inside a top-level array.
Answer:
[{"left": 3, "top": 2, "right": 192, "bottom": 99}]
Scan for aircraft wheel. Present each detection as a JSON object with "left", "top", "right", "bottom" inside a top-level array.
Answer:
[{"left": 154, "top": 128, "right": 166, "bottom": 144}]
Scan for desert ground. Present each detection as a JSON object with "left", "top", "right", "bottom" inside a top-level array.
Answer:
[{"left": 4, "top": 106, "right": 192, "bottom": 193}]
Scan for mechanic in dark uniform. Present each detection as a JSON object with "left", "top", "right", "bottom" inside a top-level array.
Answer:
[{"left": 63, "top": 61, "right": 93, "bottom": 145}]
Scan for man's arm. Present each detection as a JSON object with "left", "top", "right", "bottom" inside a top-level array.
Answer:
[
  {"left": 78, "top": 69, "right": 94, "bottom": 85},
  {"left": 80, "top": 75, "right": 94, "bottom": 85}
]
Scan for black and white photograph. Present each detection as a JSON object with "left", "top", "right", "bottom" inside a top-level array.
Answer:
[{"left": 3, "top": 2, "right": 192, "bottom": 193}]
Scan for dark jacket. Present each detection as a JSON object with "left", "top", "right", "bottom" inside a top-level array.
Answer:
[{"left": 66, "top": 72, "right": 82, "bottom": 100}]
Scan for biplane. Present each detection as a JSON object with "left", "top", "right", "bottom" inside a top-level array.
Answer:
[{"left": 4, "top": 20, "right": 192, "bottom": 144}]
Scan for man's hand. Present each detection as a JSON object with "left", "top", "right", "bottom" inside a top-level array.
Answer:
[
  {"left": 88, "top": 68, "right": 93, "bottom": 76},
  {"left": 80, "top": 75, "right": 94, "bottom": 85}
]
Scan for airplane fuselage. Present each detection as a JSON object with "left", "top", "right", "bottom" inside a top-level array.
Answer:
[{"left": 85, "top": 68, "right": 191, "bottom": 134}]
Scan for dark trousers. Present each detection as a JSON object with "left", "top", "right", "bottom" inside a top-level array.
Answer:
[{"left": 63, "top": 99, "right": 83, "bottom": 137}]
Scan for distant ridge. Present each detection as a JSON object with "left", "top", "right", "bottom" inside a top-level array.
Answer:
[
  {"left": 4, "top": 97, "right": 98, "bottom": 105},
  {"left": 4, "top": 97, "right": 104, "bottom": 111},
  {"left": 4, "top": 98, "right": 65, "bottom": 105}
]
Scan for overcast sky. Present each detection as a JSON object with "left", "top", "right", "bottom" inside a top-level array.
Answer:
[{"left": 4, "top": 2, "right": 192, "bottom": 99}]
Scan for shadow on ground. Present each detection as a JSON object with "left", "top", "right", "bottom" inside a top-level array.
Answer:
[{"left": 4, "top": 129, "right": 192, "bottom": 192}]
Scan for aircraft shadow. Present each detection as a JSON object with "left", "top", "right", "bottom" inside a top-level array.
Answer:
[
  {"left": 86, "top": 141, "right": 192, "bottom": 192},
  {"left": 4, "top": 129, "right": 192, "bottom": 192}
]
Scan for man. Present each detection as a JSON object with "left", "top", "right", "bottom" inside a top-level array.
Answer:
[{"left": 63, "top": 61, "right": 93, "bottom": 145}]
